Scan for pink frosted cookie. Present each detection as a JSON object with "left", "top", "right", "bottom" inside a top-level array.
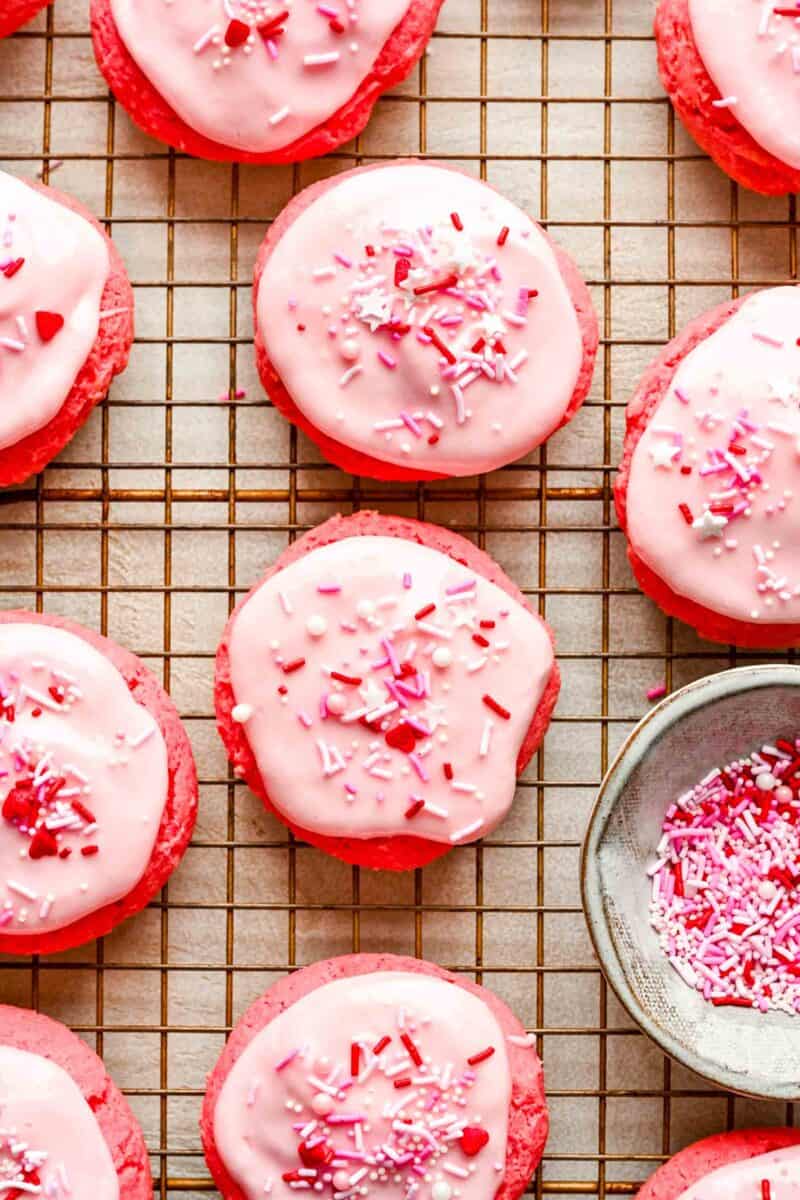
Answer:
[
  {"left": 0, "top": 170, "right": 133, "bottom": 487},
  {"left": 655, "top": 0, "right": 800, "bottom": 195},
  {"left": 215, "top": 511, "right": 559, "bottom": 870},
  {"left": 616, "top": 286, "right": 800, "bottom": 648},
  {"left": 90, "top": 1, "right": 443, "bottom": 163},
  {"left": 637, "top": 1128, "right": 800, "bottom": 1199},
  {"left": 0, "top": 610, "right": 198, "bottom": 956},
  {"left": 0, "top": 1005, "right": 152, "bottom": 1200},
  {"left": 254, "top": 160, "right": 598, "bottom": 481},
  {"left": 201, "top": 953, "right": 549, "bottom": 1200},
  {"left": 0, "top": 1, "right": 51, "bottom": 38}
]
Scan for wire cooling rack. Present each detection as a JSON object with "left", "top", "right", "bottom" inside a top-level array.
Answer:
[{"left": 0, "top": 0, "right": 798, "bottom": 1196}]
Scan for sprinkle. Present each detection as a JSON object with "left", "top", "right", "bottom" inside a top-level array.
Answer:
[
  {"left": 482, "top": 694, "right": 511, "bottom": 720},
  {"left": 647, "top": 683, "right": 667, "bottom": 702},
  {"left": 467, "top": 1046, "right": 495, "bottom": 1066},
  {"left": 712, "top": 95, "right": 738, "bottom": 108},
  {"left": 269, "top": 106, "right": 291, "bottom": 126},
  {"left": 449, "top": 819, "right": 484, "bottom": 843},
  {"left": 497, "top": 226, "right": 510, "bottom": 246},
  {"left": 304, "top": 51, "right": 341, "bottom": 66}
]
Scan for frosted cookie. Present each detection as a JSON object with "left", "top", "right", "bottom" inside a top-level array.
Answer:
[
  {"left": 0, "top": 611, "right": 198, "bottom": 955},
  {"left": 0, "top": 1005, "right": 151, "bottom": 1200},
  {"left": 215, "top": 511, "right": 559, "bottom": 870},
  {"left": 656, "top": 0, "right": 800, "bottom": 195},
  {"left": 0, "top": 170, "right": 133, "bottom": 486},
  {"left": 0, "top": 1, "right": 51, "bottom": 38},
  {"left": 254, "top": 160, "right": 598, "bottom": 480},
  {"left": 201, "top": 953, "right": 549, "bottom": 1200},
  {"left": 615, "top": 286, "right": 800, "bottom": 648},
  {"left": 90, "top": 1, "right": 444, "bottom": 163},
  {"left": 637, "top": 1128, "right": 800, "bottom": 1199}
]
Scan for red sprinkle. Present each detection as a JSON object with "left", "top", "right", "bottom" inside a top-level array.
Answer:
[
  {"left": 58, "top": 847, "right": 72, "bottom": 859},
  {"left": 394, "top": 258, "right": 411, "bottom": 287},
  {"left": 2, "top": 258, "right": 24, "bottom": 279},
  {"left": 422, "top": 325, "right": 457, "bottom": 366},
  {"left": 762, "top": 1183, "right": 772, "bottom": 1200},
  {"left": 482, "top": 694, "right": 511, "bottom": 720},
  {"left": 450, "top": 212, "right": 463, "bottom": 231},
  {"left": 70, "top": 799, "right": 96, "bottom": 824},
  {"left": 365, "top": 245, "right": 376, "bottom": 257},
  {"left": 414, "top": 274, "right": 459, "bottom": 297},
  {"left": 428, "top": 434, "right": 440, "bottom": 446},
  {"left": 443, "top": 762, "right": 453, "bottom": 780},
  {"left": 258, "top": 9, "right": 289, "bottom": 35},
  {"left": 393, "top": 1077, "right": 412, "bottom": 1089},
  {"left": 35, "top": 311, "right": 65, "bottom": 343},
  {"left": 329, "top": 17, "right": 345, "bottom": 33},
  {"left": 330, "top": 671, "right": 362, "bottom": 686},
  {"left": 414, "top": 603, "right": 436, "bottom": 620},
  {"left": 472, "top": 633, "right": 490, "bottom": 648},
  {"left": 678, "top": 502, "right": 694, "bottom": 526},
  {"left": 224, "top": 18, "right": 251, "bottom": 46},
  {"left": 350, "top": 1043, "right": 360, "bottom": 1077},
  {"left": 480, "top": 620, "right": 496, "bottom": 629},
  {"left": 710, "top": 997, "right": 752, "bottom": 1008},
  {"left": 467, "top": 1046, "right": 495, "bottom": 1066},
  {"left": 404, "top": 799, "right": 425, "bottom": 819},
  {"left": 497, "top": 226, "right": 510, "bottom": 246},
  {"left": 282, "top": 658, "right": 306, "bottom": 674},
  {"left": 400, "top": 1032, "right": 423, "bottom": 1067},
  {"left": 372, "top": 1035, "right": 391, "bottom": 1055},
  {"left": 81, "top": 844, "right": 99, "bottom": 857}
]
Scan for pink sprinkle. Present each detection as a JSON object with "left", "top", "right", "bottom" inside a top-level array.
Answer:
[
  {"left": 647, "top": 683, "right": 667, "bottom": 702},
  {"left": 378, "top": 351, "right": 397, "bottom": 370}
]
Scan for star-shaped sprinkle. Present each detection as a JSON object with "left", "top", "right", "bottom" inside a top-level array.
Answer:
[
  {"left": 769, "top": 376, "right": 798, "bottom": 407},
  {"left": 359, "top": 677, "right": 386, "bottom": 710},
  {"left": 451, "top": 608, "right": 477, "bottom": 631},
  {"left": 354, "top": 289, "right": 392, "bottom": 332},
  {"left": 480, "top": 313, "right": 507, "bottom": 341},
  {"left": 692, "top": 509, "right": 728, "bottom": 540},
  {"left": 649, "top": 439, "right": 680, "bottom": 469}
]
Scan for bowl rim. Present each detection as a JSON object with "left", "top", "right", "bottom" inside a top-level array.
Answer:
[{"left": 581, "top": 662, "right": 800, "bottom": 1101}]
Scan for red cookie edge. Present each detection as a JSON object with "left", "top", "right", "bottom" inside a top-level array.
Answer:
[
  {"left": 636, "top": 1127, "right": 800, "bottom": 1199},
  {"left": 200, "top": 953, "right": 549, "bottom": 1200},
  {"left": 214, "top": 510, "right": 560, "bottom": 870},
  {"left": 654, "top": 0, "right": 800, "bottom": 196},
  {"left": 89, "top": 0, "right": 445, "bottom": 164},
  {"left": 0, "top": 0, "right": 51, "bottom": 39},
  {"left": 253, "top": 158, "right": 599, "bottom": 482},
  {"left": 0, "top": 610, "right": 198, "bottom": 955},
  {"left": 0, "top": 1003, "right": 152, "bottom": 1200},
  {"left": 0, "top": 178, "right": 134, "bottom": 488}
]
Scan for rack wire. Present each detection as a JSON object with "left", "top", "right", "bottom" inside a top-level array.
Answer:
[{"left": 0, "top": 0, "right": 798, "bottom": 1196}]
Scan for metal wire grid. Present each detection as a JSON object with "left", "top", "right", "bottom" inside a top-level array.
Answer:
[{"left": 0, "top": 0, "right": 799, "bottom": 1196}]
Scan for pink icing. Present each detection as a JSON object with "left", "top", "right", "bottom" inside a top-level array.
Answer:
[
  {"left": 212, "top": 971, "right": 511, "bottom": 1200},
  {"left": 626, "top": 286, "right": 800, "bottom": 625},
  {"left": 0, "top": 622, "right": 168, "bottom": 935},
  {"left": 108, "top": 0, "right": 412, "bottom": 154},
  {"left": 678, "top": 1145, "right": 800, "bottom": 1198},
  {"left": 0, "top": 171, "right": 108, "bottom": 452},
  {"left": 0, "top": 1045, "right": 118, "bottom": 1200},
  {"left": 226, "top": 535, "right": 553, "bottom": 845},
  {"left": 689, "top": 0, "right": 800, "bottom": 170},
  {"left": 257, "top": 163, "right": 584, "bottom": 476}
]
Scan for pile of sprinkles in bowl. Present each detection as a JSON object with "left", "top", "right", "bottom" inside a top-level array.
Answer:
[{"left": 648, "top": 736, "right": 800, "bottom": 1014}]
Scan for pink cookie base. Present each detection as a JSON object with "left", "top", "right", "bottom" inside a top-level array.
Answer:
[
  {"left": 0, "top": 0, "right": 50, "bottom": 38},
  {"left": 253, "top": 159, "right": 599, "bottom": 482},
  {"left": 0, "top": 610, "right": 198, "bottom": 956},
  {"left": 201, "top": 953, "right": 548, "bottom": 1200},
  {"left": 0, "top": 180, "right": 133, "bottom": 489},
  {"left": 89, "top": 0, "right": 444, "bottom": 164},
  {"left": 615, "top": 292, "right": 800, "bottom": 649},
  {"left": 0, "top": 1004, "right": 152, "bottom": 1200},
  {"left": 215, "top": 511, "right": 561, "bottom": 870},
  {"left": 655, "top": 0, "right": 800, "bottom": 196},
  {"left": 637, "top": 1128, "right": 800, "bottom": 1199}
]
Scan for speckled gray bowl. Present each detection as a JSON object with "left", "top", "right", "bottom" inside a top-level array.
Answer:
[{"left": 582, "top": 664, "right": 800, "bottom": 1100}]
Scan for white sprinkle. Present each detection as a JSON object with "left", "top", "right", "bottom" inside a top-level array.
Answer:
[
  {"left": 304, "top": 51, "right": 340, "bottom": 66},
  {"left": 268, "top": 105, "right": 291, "bottom": 126},
  {"left": 711, "top": 95, "right": 738, "bottom": 108},
  {"left": 449, "top": 819, "right": 484, "bottom": 842},
  {"left": 232, "top": 703, "right": 254, "bottom": 724},
  {"left": 7, "top": 880, "right": 37, "bottom": 902}
]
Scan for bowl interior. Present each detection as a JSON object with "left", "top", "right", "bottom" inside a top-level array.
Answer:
[{"left": 583, "top": 666, "right": 800, "bottom": 1100}]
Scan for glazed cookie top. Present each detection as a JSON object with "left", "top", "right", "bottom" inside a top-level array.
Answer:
[
  {"left": 0, "top": 172, "right": 109, "bottom": 452},
  {"left": 257, "top": 163, "right": 585, "bottom": 476},
  {"left": 678, "top": 1145, "right": 800, "bottom": 1197},
  {"left": 626, "top": 286, "right": 800, "bottom": 625},
  {"left": 213, "top": 971, "right": 512, "bottom": 1200},
  {"left": 108, "top": 0, "right": 411, "bottom": 154},
  {"left": 227, "top": 535, "right": 553, "bottom": 846},
  {"left": 0, "top": 622, "right": 168, "bottom": 935},
  {"left": 0, "top": 1045, "right": 118, "bottom": 1199},
  {"left": 689, "top": 0, "right": 800, "bottom": 169}
]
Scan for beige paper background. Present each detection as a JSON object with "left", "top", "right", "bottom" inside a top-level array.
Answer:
[{"left": 0, "top": 0, "right": 798, "bottom": 1195}]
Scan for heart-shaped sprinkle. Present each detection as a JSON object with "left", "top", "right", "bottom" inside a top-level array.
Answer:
[
  {"left": 459, "top": 1126, "right": 490, "bottom": 1157},
  {"left": 35, "top": 311, "right": 65, "bottom": 342},
  {"left": 29, "top": 826, "right": 59, "bottom": 860},
  {"left": 2, "top": 258, "right": 24, "bottom": 279},
  {"left": 224, "top": 18, "right": 250, "bottom": 47},
  {"left": 385, "top": 722, "right": 415, "bottom": 753},
  {"left": 298, "top": 1140, "right": 334, "bottom": 1168}
]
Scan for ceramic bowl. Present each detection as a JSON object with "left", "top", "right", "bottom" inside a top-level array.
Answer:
[{"left": 582, "top": 664, "right": 800, "bottom": 1099}]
